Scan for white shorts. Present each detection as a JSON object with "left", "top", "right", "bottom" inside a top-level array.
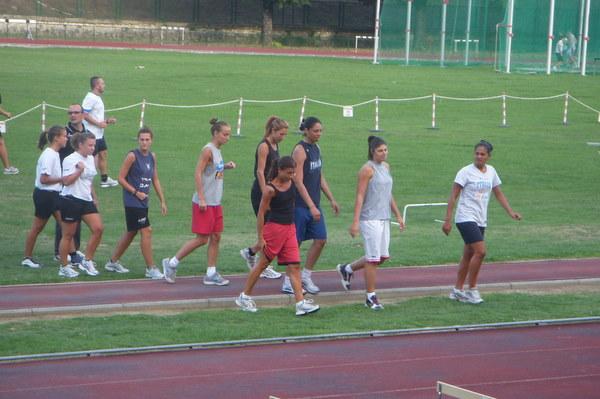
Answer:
[{"left": 360, "top": 220, "right": 390, "bottom": 264}]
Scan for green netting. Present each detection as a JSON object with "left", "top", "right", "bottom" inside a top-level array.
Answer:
[
  {"left": 379, "top": 0, "right": 505, "bottom": 66},
  {"left": 496, "top": 0, "right": 600, "bottom": 74}
]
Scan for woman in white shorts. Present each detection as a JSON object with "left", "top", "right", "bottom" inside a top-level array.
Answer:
[
  {"left": 442, "top": 140, "right": 521, "bottom": 304},
  {"left": 336, "top": 136, "right": 404, "bottom": 310}
]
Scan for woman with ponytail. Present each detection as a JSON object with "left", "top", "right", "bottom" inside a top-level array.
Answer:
[
  {"left": 239, "top": 116, "right": 288, "bottom": 280},
  {"left": 336, "top": 136, "right": 404, "bottom": 310},
  {"left": 22, "top": 126, "right": 68, "bottom": 269}
]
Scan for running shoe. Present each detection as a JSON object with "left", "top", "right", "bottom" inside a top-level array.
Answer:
[
  {"left": 295, "top": 299, "right": 320, "bottom": 316},
  {"left": 281, "top": 279, "right": 307, "bottom": 295},
  {"left": 302, "top": 274, "right": 320, "bottom": 294},
  {"left": 58, "top": 264, "right": 79, "bottom": 278},
  {"left": 145, "top": 267, "right": 164, "bottom": 279},
  {"left": 464, "top": 289, "right": 484, "bottom": 304},
  {"left": 104, "top": 260, "right": 130, "bottom": 273},
  {"left": 240, "top": 248, "right": 257, "bottom": 270},
  {"left": 449, "top": 288, "right": 468, "bottom": 301},
  {"left": 100, "top": 176, "right": 118, "bottom": 188},
  {"left": 162, "top": 258, "right": 176, "bottom": 284},
  {"left": 336, "top": 263, "right": 352, "bottom": 290},
  {"left": 203, "top": 272, "right": 229, "bottom": 286},
  {"left": 79, "top": 259, "right": 99, "bottom": 276},
  {"left": 235, "top": 293, "right": 257, "bottom": 313},
  {"left": 260, "top": 265, "right": 282, "bottom": 279},
  {"left": 21, "top": 257, "right": 42, "bottom": 269},
  {"left": 365, "top": 295, "right": 384, "bottom": 310},
  {"left": 3, "top": 166, "right": 19, "bottom": 175}
]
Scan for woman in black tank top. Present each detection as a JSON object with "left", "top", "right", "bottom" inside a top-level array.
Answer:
[
  {"left": 241, "top": 116, "right": 289, "bottom": 280},
  {"left": 236, "top": 156, "right": 320, "bottom": 316}
]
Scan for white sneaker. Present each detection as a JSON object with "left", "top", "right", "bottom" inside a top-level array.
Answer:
[
  {"left": 105, "top": 260, "right": 130, "bottom": 273},
  {"left": 302, "top": 274, "right": 320, "bottom": 294},
  {"left": 3, "top": 166, "right": 19, "bottom": 175},
  {"left": 240, "top": 248, "right": 257, "bottom": 270},
  {"left": 449, "top": 288, "right": 468, "bottom": 301},
  {"left": 281, "top": 279, "right": 307, "bottom": 295},
  {"left": 203, "top": 272, "right": 230, "bottom": 286},
  {"left": 145, "top": 267, "right": 164, "bottom": 279},
  {"left": 79, "top": 259, "right": 99, "bottom": 276},
  {"left": 464, "top": 289, "right": 484, "bottom": 304},
  {"left": 295, "top": 299, "right": 320, "bottom": 316},
  {"left": 21, "top": 257, "right": 42, "bottom": 269},
  {"left": 235, "top": 293, "right": 257, "bottom": 313},
  {"left": 162, "top": 258, "right": 176, "bottom": 284},
  {"left": 59, "top": 264, "right": 79, "bottom": 278},
  {"left": 260, "top": 265, "right": 282, "bottom": 279},
  {"left": 100, "top": 176, "right": 118, "bottom": 188}
]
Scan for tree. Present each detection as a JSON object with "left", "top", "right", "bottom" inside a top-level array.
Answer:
[{"left": 262, "top": 0, "right": 311, "bottom": 46}]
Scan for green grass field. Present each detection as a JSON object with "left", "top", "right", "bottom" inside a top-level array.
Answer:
[{"left": 1, "top": 46, "right": 599, "bottom": 286}]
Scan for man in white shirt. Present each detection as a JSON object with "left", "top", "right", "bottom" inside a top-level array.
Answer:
[{"left": 82, "top": 76, "right": 118, "bottom": 188}]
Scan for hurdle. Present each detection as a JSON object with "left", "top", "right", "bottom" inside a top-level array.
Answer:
[{"left": 437, "top": 381, "right": 496, "bottom": 399}]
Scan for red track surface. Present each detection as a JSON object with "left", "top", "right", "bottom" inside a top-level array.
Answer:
[
  {"left": 1, "top": 322, "right": 599, "bottom": 398},
  {"left": 1, "top": 258, "right": 599, "bottom": 311}
]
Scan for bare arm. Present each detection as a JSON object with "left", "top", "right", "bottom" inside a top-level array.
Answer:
[
  {"left": 195, "top": 147, "right": 212, "bottom": 210},
  {"left": 0, "top": 106, "right": 11, "bottom": 119},
  {"left": 255, "top": 186, "right": 275, "bottom": 250},
  {"left": 320, "top": 173, "right": 340, "bottom": 215},
  {"left": 39, "top": 174, "right": 63, "bottom": 185},
  {"left": 292, "top": 144, "right": 321, "bottom": 221},
  {"left": 349, "top": 164, "right": 373, "bottom": 238},
  {"left": 442, "top": 183, "right": 463, "bottom": 235},
  {"left": 493, "top": 186, "right": 522, "bottom": 220},
  {"left": 62, "top": 161, "right": 85, "bottom": 186},
  {"left": 152, "top": 153, "right": 168, "bottom": 216},
  {"left": 83, "top": 112, "right": 108, "bottom": 129},
  {"left": 118, "top": 152, "right": 137, "bottom": 195},
  {"left": 255, "top": 142, "right": 270, "bottom": 193}
]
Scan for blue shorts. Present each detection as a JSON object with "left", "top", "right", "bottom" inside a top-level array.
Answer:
[
  {"left": 294, "top": 206, "right": 327, "bottom": 242},
  {"left": 456, "top": 221, "right": 485, "bottom": 245}
]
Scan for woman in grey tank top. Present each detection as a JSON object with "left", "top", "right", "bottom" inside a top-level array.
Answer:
[{"left": 336, "top": 136, "right": 404, "bottom": 310}]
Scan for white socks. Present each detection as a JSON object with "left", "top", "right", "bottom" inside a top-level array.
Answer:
[
  {"left": 345, "top": 264, "right": 353, "bottom": 274},
  {"left": 206, "top": 266, "right": 216, "bottom": 276},
  {"left": 168, "top": 257, "right": 179, "bottom": 268}
]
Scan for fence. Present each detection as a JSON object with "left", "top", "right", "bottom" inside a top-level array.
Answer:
[{"left": 3, "top": 92, "right": 599, "bottom": 135}]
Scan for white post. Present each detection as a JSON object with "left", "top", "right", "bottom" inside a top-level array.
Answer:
[
  {"left": 298, "top": 96, "right": 307, "bottom": 133},
  {"left": 236, "top": 97, "right": 243, "bottom": 137},
  {"left": 405, "top": 0, "right": 413, "bottom": 66},
  {"left": 373, "top": 0, "right": 382, "bottom": 64},
  {"left": 580, "top": 0, "right": 590, "bottom": 76},
  {"left": 577, "top": 0, "right": 585, "bottom": 68},
  {"left": 563, "top": 92, "right": 569, "bottom": 125},
  {"left": 501, "top": 93, "right": 508, "bottom": 127},
  {"left": 465, "top": 0, "right": 473, "bottom": 66},
  {"left": 440, "top": 0, "right": 448, "bottom": 67},
  {"left": 505, "top": 0, "right": 515, "bottom": 73},
  {"left": 139, "top": 99, "right": 146, "bottom": 128},
  {"left": 431, "top": 94, "right": 437, "bottom": 129},
  {"left": 374, "top": 96, "right": 380, "bottom": 131},
  {"left": 546, "top": 0, "right": 555, "bottom": 75},
  {"left": 41, "top": 101, "right": 46, "bottom": 133}
]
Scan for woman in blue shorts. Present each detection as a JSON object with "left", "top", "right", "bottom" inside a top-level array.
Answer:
[{"left": 442, "top": 140, "right": 522, "bottom": 304}]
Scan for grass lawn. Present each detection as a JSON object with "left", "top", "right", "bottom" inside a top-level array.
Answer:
[
  {"left": 0, "top": 46, "right": 599, "bottom": 286},
  {"left": 1, "top": 292, "right": 599, "bottom": 357}
]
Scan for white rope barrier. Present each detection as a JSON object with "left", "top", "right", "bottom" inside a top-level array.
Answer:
[
  {"left": 505, "top": 94, "right": 565, "bottom": 100},
  {"left": 378, "top": 95, "right": 432, "bottom": 102},
  {"left": 569, "top": 94, "right": 600, "bottom": 124},
  {"left": 244, "top": 98, "right": 303, "bottom": 104},
  {"left": 350, "top": 98, "right": 377, "bottom": 108},
  {"left": 45, "top": 103, "right": 69, "bottom": 111},
  {"left": 144, "top": 99, "right": 239, "bottom": 108},
  {"left": 306, "top": 98, "right": 345, "bottom": 108},
  {"left": 437, "top": 95, "right": 503, "bottom": 101},
  {"left": 2, "top": 103, "right": 42, "bottom": 123},
  {"left": 105, "top": 102, "right": 144, "bottom": 112}
]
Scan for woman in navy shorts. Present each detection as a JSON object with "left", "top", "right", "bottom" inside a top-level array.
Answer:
[{"left": 442, "top": 140, "right": 521, "bottom": 304}]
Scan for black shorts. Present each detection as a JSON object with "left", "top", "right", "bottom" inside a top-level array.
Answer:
[
  {"left": 93, "top": 137, "right": 108, "bottom": 155},
  {"left": 456, "top": 221, "right": 485, "bottom": 244},
  {"left": 33, "top": 188, "right": 60, "bottom": 219},
  {"left": 60, "top": 195, "right": 98, "bottom": 223},
  {"left": 125, "top": 207, "right": 150, "bottom": 232},
  {"left": 250, "top": 181, "right": 262, "bottom": 216}
]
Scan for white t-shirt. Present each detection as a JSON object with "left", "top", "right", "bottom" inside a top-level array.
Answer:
[
  {"left": 35, "top": 147, "right": 62, "bottom": 192},
  {"left": 82, "top": 91, "right": 104, "bottom": 139},
  {"left": 454, "top": 163, "right": 501, "bottom": 227},
  {"left": 61, "top": 152, "right": 97, "bottom": 201}
]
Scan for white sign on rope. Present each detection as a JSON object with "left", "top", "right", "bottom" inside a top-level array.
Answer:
[
  {"left": 343, "top": 106, "right": 354, "bottom": 117},
  {"left": 0, "top": 121, "right": 5, "bottom": 134}
]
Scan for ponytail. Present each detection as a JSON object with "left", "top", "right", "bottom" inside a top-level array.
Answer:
[
  {"left": 38, "top": 125, "right": 65, "bottom": 151},
  {"left": 264, "top": 116, "right": 288, "bottom": 138}
]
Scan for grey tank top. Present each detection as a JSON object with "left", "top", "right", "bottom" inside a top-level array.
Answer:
[
  {"left": 192, "top": 142, "right": 224, "bottom": 206},
  {"left": 360, "top": 161, "right": 393, "bottom": 221}
]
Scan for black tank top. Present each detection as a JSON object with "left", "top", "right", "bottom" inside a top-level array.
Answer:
[
  {"left": 265, "top": 182, "right": 296, "bottom": 225},
  {"left": 253, "top": 139, "right": 280, "bottom": 182}
]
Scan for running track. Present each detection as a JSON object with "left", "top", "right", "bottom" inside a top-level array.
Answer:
[
  {"left": 1, "top": 258, "right": 599, "bottom": 315},
  {"left": 1, "top": 322, "right": 599, "bottom": 398}
]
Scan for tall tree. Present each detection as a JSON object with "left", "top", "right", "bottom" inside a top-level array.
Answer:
[{"left": 262, "top": 0, "right": 311, "bottom": 46}]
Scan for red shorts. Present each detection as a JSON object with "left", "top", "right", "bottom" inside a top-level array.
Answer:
[
  {"left": 263, "top": 223, "right": 301, "bottom": 265},
  {"left": 192, "top": 204, "right": 223, "bottom": 235}
]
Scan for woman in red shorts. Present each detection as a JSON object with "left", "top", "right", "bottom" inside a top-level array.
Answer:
[{"left": 236, "top": 156, "right": 320, "bottom": 316}]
